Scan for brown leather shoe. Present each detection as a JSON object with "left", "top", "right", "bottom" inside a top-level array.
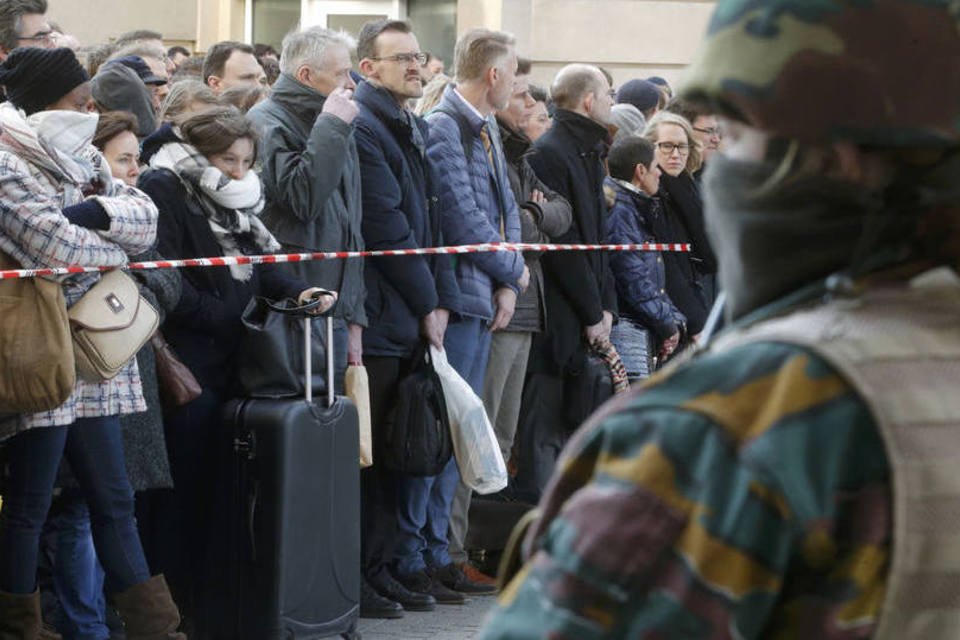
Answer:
[
  {"left": 459, "top": 563, "right": 498, "bottom": 588},
  {"left": 430, "top": 563, "right": 497, "bottom": 595}
]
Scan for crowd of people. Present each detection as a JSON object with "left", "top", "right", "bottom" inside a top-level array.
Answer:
[
  {"left": 0, "top": 0, "right": 719, "bottom": 638},
  {"left": 0, "top": 0, "right": 769, "bottom": 638}
]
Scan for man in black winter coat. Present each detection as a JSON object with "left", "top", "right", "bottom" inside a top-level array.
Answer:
[
  {"left": 527, "top": 64, "right": 618, "bottom": 375},
  {"left": 516, "top": 63, "right": 618, "bottom": 497}
]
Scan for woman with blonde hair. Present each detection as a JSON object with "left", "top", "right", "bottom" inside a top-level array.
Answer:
[
  {"left": 413, "top": 73, "right": 452, "bottom": 116},
  {"left": 642, "top": 111, "right": 713, "bottom": 347}
]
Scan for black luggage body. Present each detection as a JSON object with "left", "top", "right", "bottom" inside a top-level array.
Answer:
[{"left": 203, "top": 305, "right": 360, "bottom": 639}]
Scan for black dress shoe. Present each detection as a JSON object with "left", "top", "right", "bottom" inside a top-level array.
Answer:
[
  {"left": 370, "top": 572, "right": 436, "bottom": 612},
  {"left": 360, "top": 578, "right": 404, "bottom": 619},
  {"left": 396, "top": 570, "right": 466, "bottom": 605}
]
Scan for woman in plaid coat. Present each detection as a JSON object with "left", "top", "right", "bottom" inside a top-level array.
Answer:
[{"left": 0, "top": 48, "right": 186, "bottom": 638}]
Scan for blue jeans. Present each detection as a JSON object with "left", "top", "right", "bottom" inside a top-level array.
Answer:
[
  {"left": 48, "top": 493, "right": 109, "bottom": 640},
  {"left": 444, "top": 317, "right": 493, "bottom": 394},
  {"left": 394, "top": 317, "right": 492, "bottom": 575},
  {"left": 0, "top": 416, "right": 150, "bottom": 595}
]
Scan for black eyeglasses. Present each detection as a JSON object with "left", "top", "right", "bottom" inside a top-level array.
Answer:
[
  {"left": 17, "top": 30, "right": 53, "bottom": 43},
  {"left": 370, "top": 52, "right": 428, "bottom": 66},
  {"left": 693, "top": 126, "right": 722, "bottom": 138},
  {"left": 656, "top": 142, "right": 690, "bottom": 155}
]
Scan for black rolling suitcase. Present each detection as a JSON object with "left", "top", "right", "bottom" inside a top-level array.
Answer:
[{"left": 203, "top": 300, "right": 361, "bottom": 639}]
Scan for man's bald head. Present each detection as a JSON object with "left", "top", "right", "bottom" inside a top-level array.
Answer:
[
  {"left": 551, "top": 64, "right": 613, "bottom": 124},
  {"left": 551, "top": 64, "right": 605, "bottom": 110}
]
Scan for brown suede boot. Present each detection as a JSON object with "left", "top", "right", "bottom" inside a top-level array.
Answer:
[
  {"left": 39, "top": 622, "right": 62, "bottom": 640},
  {"left": 112, "top": 575, "right": 186, "bottom": 640},
  {"left": 0, "top": 589, "right": 41, "bottom": 640}
]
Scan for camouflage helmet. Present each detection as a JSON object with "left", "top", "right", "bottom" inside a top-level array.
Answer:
[{"left": 679, "top": 0, "right": 960, "bottom": 148}]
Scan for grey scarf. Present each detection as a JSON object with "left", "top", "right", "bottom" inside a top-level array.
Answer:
[{"left": 702, "top": 154, "right": 915, "bottom": 321}]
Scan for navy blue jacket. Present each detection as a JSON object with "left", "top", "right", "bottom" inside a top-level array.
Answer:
[
  {"left": 425, "top": 85, "right": 524, "bottom": 320},
  {"left": 605, "top": 178, "right": 685, "bottom": 341},
  {"left": 353, "top": 81, "right": 459, "bottom": 357},
  {"left": 138, "top": 168, "right": 306, "bottom": 394}
]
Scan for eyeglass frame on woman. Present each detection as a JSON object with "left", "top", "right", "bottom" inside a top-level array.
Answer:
[
  {"left": 369, "top": 52, "right": 429, "bottom": 66},
  {"left": 656, "top": 142, "right": 690, "bottom": 155}
]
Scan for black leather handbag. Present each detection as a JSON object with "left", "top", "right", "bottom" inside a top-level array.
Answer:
[
  {"left": 235, "top": 296, "right": 332, "bottom": 399},
  {"left": 380, "top": 342, "right": 453, "bottom": 476}
]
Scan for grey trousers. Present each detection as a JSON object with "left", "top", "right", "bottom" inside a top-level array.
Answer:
[{"left": 448, "top": 330, "right": 532, "bottom": 564}]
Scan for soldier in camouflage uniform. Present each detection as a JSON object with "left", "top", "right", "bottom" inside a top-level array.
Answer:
[{"left": 481, "top": 1, "right": 960, "bottom": 638}]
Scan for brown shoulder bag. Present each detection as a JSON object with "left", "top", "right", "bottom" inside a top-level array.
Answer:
[{"left": 0, "top": 251, "right": 76, "bottom": 412}]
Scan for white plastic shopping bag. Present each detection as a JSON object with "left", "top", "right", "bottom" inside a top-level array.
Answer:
[{"left": 429, "top": 346, "right": 507, "bottom": 494}]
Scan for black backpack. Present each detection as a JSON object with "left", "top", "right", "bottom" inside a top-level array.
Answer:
[{"left": 380, "top": 343, "right": 453, "bottom": 476}]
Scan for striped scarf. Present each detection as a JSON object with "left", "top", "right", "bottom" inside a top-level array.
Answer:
[{"left": 151, "top": 139, "right": 279, "bottom": 281}]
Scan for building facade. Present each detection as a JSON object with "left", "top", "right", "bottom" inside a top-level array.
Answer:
[{"left": 48, "top": 0, "right": 714, "bottom": 89}]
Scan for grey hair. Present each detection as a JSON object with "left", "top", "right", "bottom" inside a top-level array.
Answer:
[
  {"left": 0, "top": 0, "right": 47, "bottom": 53},
  {"left": 279, "top": 26, "right": 355, "bottom": 76}
]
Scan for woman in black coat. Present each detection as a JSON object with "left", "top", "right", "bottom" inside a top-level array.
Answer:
[
  {"left": 137, "top": 107, "right": 333, "bottom": 615},
  {"left": 643, "top": 111, "right": 712, "bottom": 343}
]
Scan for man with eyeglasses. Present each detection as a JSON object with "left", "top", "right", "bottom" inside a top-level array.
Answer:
[
  {"left": 351, "top": 18, "right": 461, "bottom": 619},
  {"left": 0, "top": 0, "right": 53, "bottom": 61},
  {"left": 249, "top": 26, "right": 367, "bottom": 388}
]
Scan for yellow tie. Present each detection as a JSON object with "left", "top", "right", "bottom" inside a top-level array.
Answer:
[{"left": 479, "top": 126, "right": 496, "bottom": 169}]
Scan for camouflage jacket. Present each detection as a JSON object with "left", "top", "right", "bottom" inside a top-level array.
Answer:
[{"left": 482, "top": 334, "right": 890, "bottom": 638}]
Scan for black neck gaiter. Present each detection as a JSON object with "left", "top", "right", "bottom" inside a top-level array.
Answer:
[{"left": 702, "top": 153, "right": 915, "bottom": 320}]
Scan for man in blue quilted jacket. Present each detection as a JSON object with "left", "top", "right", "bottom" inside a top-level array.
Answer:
[{"left": 419, "top": 27, "right": 529, "bottom": 597}]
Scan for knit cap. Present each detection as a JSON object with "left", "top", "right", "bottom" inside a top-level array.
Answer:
[
  {"left": 0, "top": 47, "right": 89, "bottom": 115},
  {"left": 617, "top": 79, "right": 661, "bottom": 114}
]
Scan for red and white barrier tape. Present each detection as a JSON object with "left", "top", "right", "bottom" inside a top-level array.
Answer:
[{"left": 0, "top": 241, "right": 691, "bottom": 280}]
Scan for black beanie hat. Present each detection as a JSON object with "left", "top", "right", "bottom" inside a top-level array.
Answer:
[{"left": 0, "top": 47, "right": 90, "bottom": 116}]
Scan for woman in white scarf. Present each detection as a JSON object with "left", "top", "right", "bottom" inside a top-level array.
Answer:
[
  {"left": 0, "top": 47, "right": 186, "bottom": 639},
  {"left": 138, "top": 107, "right": 333, "bottom": 624}
]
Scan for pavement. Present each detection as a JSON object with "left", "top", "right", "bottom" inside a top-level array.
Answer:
[{"left": 356, "top": 594, "right": 498, "bottom": 639}]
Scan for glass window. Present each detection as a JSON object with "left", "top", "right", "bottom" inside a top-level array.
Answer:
[{"left": 252, "top": 0, "right": 300, "bottom": 51}]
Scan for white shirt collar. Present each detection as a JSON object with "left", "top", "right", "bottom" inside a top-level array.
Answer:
[{"left": 452, "top": 87, "right": 486, "bottom": 122}]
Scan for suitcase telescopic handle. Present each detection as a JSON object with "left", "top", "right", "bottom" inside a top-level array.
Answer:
[{"left": 296, "top": 290, "right": 337, "bottom": 407}]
